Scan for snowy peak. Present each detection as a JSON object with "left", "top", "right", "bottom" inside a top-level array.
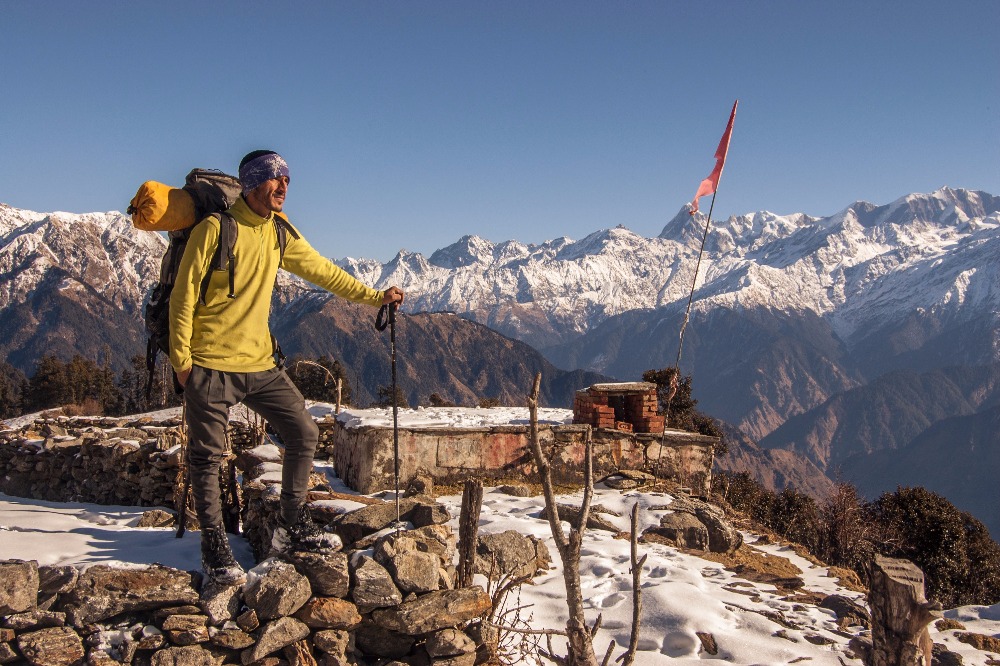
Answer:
[{"left": 429, "top": 234, "right": 496, "bottom": 268}]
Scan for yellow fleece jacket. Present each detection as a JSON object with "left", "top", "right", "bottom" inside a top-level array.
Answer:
[{"left": 169, "top": 197, "right": 383, "bottom": 373}]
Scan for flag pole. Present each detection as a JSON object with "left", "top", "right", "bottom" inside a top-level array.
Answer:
[{"left": 659, "top": 100, "right": 737, "bottom": 448}]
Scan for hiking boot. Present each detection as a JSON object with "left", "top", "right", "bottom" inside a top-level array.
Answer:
[
  {"left": 270, "top": 505, "right": 342, "bottom": 555},
  {"left": 201, "top": 525, "right": 247, "bottom": 586}
]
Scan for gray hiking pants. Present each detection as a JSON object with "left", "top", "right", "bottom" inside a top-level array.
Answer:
[{"left": 183, "top": 365, "right": 319, "bottom": 528}]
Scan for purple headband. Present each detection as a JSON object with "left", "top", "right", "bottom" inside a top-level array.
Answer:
[{"left": 239, "top": 153, "right": 290, "bottom": 193}]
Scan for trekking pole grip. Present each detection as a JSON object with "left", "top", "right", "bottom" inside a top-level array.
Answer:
[{"left": 375, "top": 302, "right": 397, "bottom": 332}]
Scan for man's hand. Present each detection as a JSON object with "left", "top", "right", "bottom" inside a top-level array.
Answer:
[
  {"left": 176, "top": 367, "right": 191, "bottom": 388},
  {"left": 382, "top": 286, "right": 405, "bottom": 306}
]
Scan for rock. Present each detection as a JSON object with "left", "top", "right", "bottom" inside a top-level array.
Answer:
[
  {"left": 474, "top": 530, "right": 551, "bottom": 579},
  {"left": 0, "top": 560, "right": 39, "bottom": 615},
  {"left": 62, "top": 564, "right": 199, "bottom": 627},
  {"left": 137, "top": 509, "right": 176, "bottom": 528},
  {"left": 354, "top": 621, "right": 414, "bottom": 659},
  {"left": 199, "top": 580, "right": 242, "bottom": 625},
  {"left": 313, "top": 629, "right": 350, "bottom": 657},
  {"left": 389, "top": 550, "right": 441, "bottom": 593},
  {"left": 336, "top": 496, "right": 450, "bottom": 545},
  {"left": 664, "top": 496, "right": 742, "bottom": 555},
  {"left": 161, "top": 614, "right": 209, "bottom": 646},
  {"left": 819, "top": 594, "right": 871, "bottom": 629},
  {"left": 236, "top": 609, "right": 259, "bottom": 633},
  {"left": 371, "top": 587, "right": 492, "bottom": 635},
  {"left": 294, "top": 598, "right": 362, "bottom": 630},
  {"left": 149, "top": 645, "right": 218, "bottom": 665},
  {"left": 351, "top": 556, "right": 402, "bottom": 612},
  {"left": 649, "top": 512, "right": 709, "bottom": 550},
  {"left": 696, "top": 631, "right": 718, "bottom": 655},
  {"left": 2, "top": 609, "right": 66, "bottom": 629},
  {"left": 931, "top": 643, "right": 964, "bottom": 666},
  {"left": 244, "top": 559, "right": 312, "bottom": 620},
  {"left": 17, "top": 626, "right": 85, "bottom": 666},
  {"left": 283, "top": 551, "right": 350, "bottom": 598},
  {"left": 38, "top": 565, "right": 78, "bottom": 595},
  {"left": 497, "top": 484, "right": 533, "bottom": 497},
  {"left": 602, "top": 469, "right": 655, "bottom": 490},
  {"left": 425, "top": 628, "right": 476, "bottom": 658},
  {"left": 405, "top": 474, "right": 433, "bottom": 496},
  {"left": 0, "top": 642, "right": 17, "bottom": 663},
  {"left": 240, "top": 617, "right": 310, "bottom": 665},
  {"left": 283, "top": 639, "right": 319, "bottom": 666},
  {"left": 210, "top": 628, "right": 255, "bottom": 650},
  {"left": 956, "top": 631, "right": 1000, "bottom": 652}
]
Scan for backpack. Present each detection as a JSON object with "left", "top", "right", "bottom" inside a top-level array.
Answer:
[{"left": 128, "top": 169, "right": 299, "bottom": 397}]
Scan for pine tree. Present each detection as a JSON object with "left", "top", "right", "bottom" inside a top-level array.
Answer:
[
  {"left": 26, "top": 355, "right": 71, "bottom": 412},
  {"left": 376, "top": 384, "right": 409, "bottom": 408},
  {"left": 0, "top": 362, "right": 26, "bottom": 418},
  {"left": 287, "top": 355, "right": 352, "bottom": 405}
]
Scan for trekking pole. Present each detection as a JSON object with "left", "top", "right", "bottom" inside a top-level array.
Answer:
[
  {"left": 176, "top": 397, "right": 190, "bottom": 538},
  {"left": 375, "top": 302, "right": 401, "bottom": 530}
]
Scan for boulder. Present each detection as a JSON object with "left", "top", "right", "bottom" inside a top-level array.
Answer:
[
  {"left": 664, "top": 496, "right": 742, "bottom": 554},
  {"left": 313, "top": 629, "right": 351, "bottom": 659},
  {"left": 160, "top": 614, "right": 209, "bottom": 646},
  {"left": 149, "top": 644, "right": 218, "bottom": 666},
  {"left": 136, "top": 509, "right": 176, "bottom": 528},
  {"left": 819, "top": 594, "right": 871, "bottom": 629},
  {"left": 244, "top": 559, "right": 312, "bottom": 620},
  {"left": 38, "top": 565, "right": 78, "bottom": 595},
  {"left": 351, "top": 556, "right": 402, "bottom": 612},
  {"left": 474, "top": 530, "right": 551, "bottom": 579},
  {"left": 294, "top": 597, "right": 362, "bottom": 630},
  {"left": 425, "top": 628, "right": 476, "bottom": 658},
  {"left": 16, "top": 626, "right": 85, "bottom": 666},
  {"left": 649, "top": 511, "right": 710, "bottom": 550},
  {"left": 62, "top": 564, "right": 199, "bottom": 627},
  {"left": 0, "top": 560, "right": 39, "bottom": 615},
  {"left": 389, "top": 550, "right": 441, "bottom": 593},
  {"left": 371, "top": 587, "right": 491, "bottom": 636},
  {"left": 283, "top": 551, "right": 350, "bottom": 598},
  {"left": 240, "top": 617, "right": 310, "bottom": 665},
  {"left": 353, "top": 620, "right": 414, "bottom": 659},
  {"left": 199, "top": 580, "right": 241, "bottom": 625},
  {"left": 336, "top": 496, "right": 450, "bottom": 545}
]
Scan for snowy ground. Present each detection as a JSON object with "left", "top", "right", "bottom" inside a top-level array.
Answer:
[{"left": 2, "top": 405, "right": 998, "bottom": 664}]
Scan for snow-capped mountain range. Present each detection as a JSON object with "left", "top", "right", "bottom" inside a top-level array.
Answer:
[
  {"left": 339, "top": 187, "right": 1000, "bottom": 357},
  {"left": 4, "top": 187, "right": 1000, "bottom": 533}
]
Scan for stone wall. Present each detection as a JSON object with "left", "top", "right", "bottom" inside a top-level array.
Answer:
[
  {"left": 0, "top": 491, "right": 493, "bottom": 665},
  {"left": 328, "top": 420, "right": 717, "bottom": 496},
  {"left": 0, "top": 417, "right": 186, "bottom": 510}
]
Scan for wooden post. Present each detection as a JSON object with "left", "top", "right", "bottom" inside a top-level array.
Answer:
[
  {"left": 457, "top": 479, "right": 484, "bottom": 588},
  {"left": 336, "top": 378, "right": 342, "bottom": 415},
  {"left": 868, "top": 555, "right": 941, "bottom": 666}
]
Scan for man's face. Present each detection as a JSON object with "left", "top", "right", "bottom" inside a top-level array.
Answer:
[{"left": 247, "top": 175, "right": 289, "bottom": 214}]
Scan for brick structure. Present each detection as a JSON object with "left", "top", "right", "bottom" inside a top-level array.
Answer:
[{"left": 573, "top": 382, "right": 665, "bottom": 434}]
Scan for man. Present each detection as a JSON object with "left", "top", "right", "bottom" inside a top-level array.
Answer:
[{"left": 170, "top": 149, "right": 404, "bottom": 585}]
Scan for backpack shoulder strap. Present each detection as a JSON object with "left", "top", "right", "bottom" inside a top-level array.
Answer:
[
  {"left": 198, "top": 212, "right": 239, "bottom": 304},
  {"left": 274, "top": 215, "right": 300, "bottom": 264}
]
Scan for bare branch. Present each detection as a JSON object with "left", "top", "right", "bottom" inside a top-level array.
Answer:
[
  {"left": 601, "top": 639, "right": 617, "bottom": 666},
  {"left": 618, "top": 501, "right": 644, "bottom": 666}
]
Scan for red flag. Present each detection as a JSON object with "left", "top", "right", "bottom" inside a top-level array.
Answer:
[{"left": 691, "top": 100, "right": 738, "bottom": 214}]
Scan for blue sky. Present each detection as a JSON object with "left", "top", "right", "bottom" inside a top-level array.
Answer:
[{"left": 2, "top": 1, "right": 997, "bottom": 261}]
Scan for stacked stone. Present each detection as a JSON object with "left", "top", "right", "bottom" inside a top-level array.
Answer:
[
  {"left": 572, "top": 390, "right": 616, "bottom": 429},
  {"left": 0, "top": 491, "right": 493, "bottom": 665},
  {"left": 0, "top": 419, "right": 184, "bottom": 510},
  {"left": 315, "top": 419, "right": 338, "bottom": 460}
]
